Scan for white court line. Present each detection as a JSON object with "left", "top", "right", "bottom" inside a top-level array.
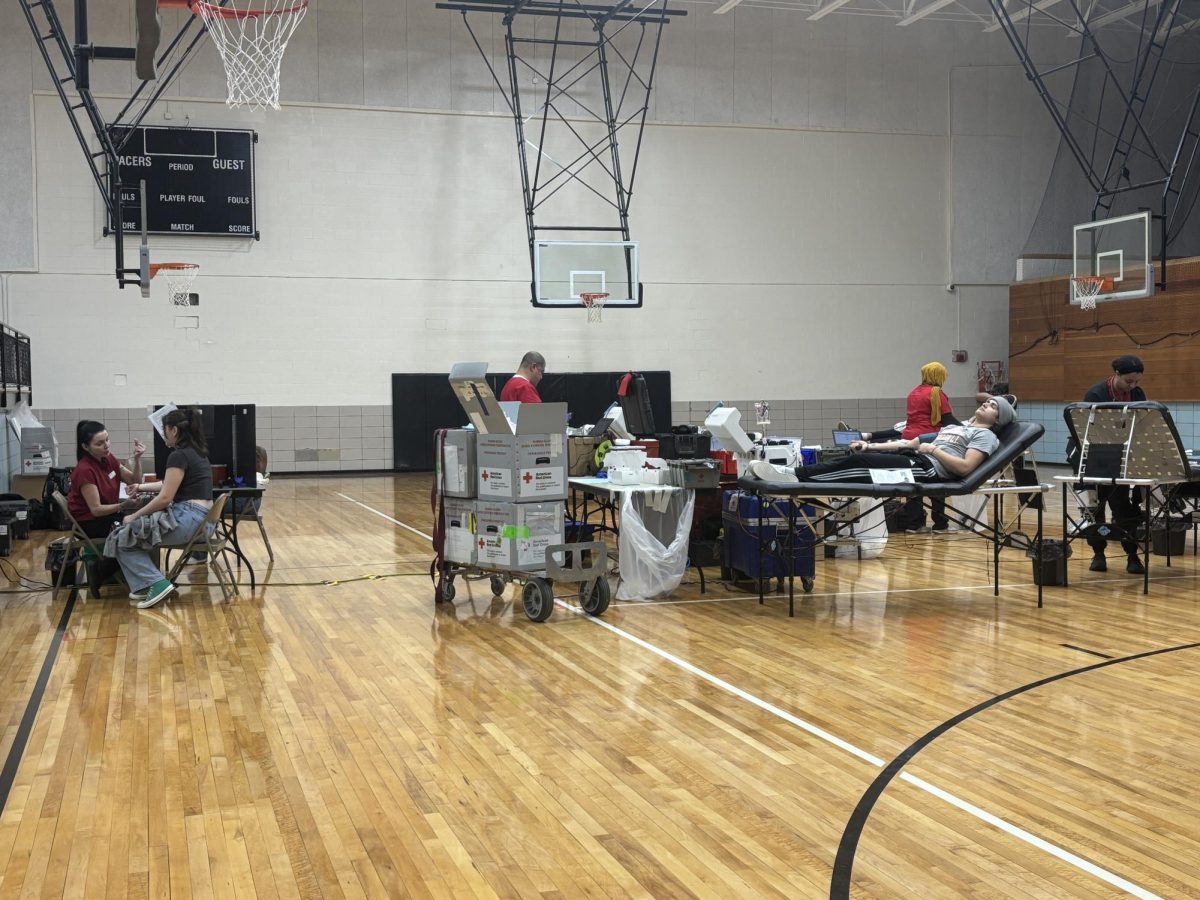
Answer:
[
  {"left": 557, "top": 598, "right": 1161, "bottom": 899},
  {"left": 348, "top": 491, "right": 1164, "bottom": 897},
  {"left": 336, "top": 492, "right": 434, "bottom": 541}
]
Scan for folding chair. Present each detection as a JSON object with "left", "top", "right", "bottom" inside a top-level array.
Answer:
[
  {"left": 164, "top": 494, "right": 239, "bottom": 601},
  {"left": 49, "top": 490, "right": 124, "bottom": 598},
  {"left": 224, "top": 489, "right": 274, "bottom": 562}
]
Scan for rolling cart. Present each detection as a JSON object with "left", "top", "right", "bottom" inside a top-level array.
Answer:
[{"left": 435, "top": 542, "right": 611, "bottom": 622}]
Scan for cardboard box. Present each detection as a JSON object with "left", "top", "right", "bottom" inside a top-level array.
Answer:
[
  {"left": 474, "top": 500, "right": 565, "bottom": 570},
  {"left": 442, "top": 497, "right": 476, "bottom": 565},
  {"left": 568, "top": 436, "right": 603, "bottom": 476},
  {"left": 439, "top": 430, "right": 477, "bottom": 499},
  {"left": 9, "top": 474, "right": 46, "bottom": 502}
]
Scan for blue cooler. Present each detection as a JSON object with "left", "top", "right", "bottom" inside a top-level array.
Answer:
[{"left": 722, "top": 490, "right": 816, "bottom": 580}]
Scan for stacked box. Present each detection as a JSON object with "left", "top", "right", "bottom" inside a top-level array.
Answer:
[
  {"left": 477, "top": 433, "right": 567, "bottom": 501},
  {"left": 439, "top": 430, "right": 477, "bottom": 498},
  {"left": 474, "top": 500, "right": 565, "bottom": 571},
  {"left": 442, "top": 497, "right": 477, "bottom": 565}
]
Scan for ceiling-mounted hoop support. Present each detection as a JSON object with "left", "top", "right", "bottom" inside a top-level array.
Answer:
[{"left": 436, "top": 0, "right": 686, "bottom": 309}]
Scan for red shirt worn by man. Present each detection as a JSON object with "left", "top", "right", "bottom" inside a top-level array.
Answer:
[{"left": 500, "top": 374, "right": 541, "bottom": 403}]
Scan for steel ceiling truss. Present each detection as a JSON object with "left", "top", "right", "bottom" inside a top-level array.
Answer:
[
  {"left": 17, "top": 0, "right": 213, "bottom": 288},
  {"left": 436, "top": 0, "right": 686, "bottom": 303},
  {"left": 986, "top": 0, "right": 1200, "bottom": 287}
]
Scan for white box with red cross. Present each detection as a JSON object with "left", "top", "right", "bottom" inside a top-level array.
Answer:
[
  {"left": 473, "top": 500, "right": 565, "bottom": 570},
  {"left": 475, "top": 405, "right": 568, "bottom": 501}
]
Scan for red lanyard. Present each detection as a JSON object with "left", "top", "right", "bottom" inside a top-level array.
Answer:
[{"left": 1107, "top": 376, "right": 1130, "bottom": 401}]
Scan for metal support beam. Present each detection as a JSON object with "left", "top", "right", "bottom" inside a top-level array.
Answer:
[{"left": 442, "top": 0, "right": 678, "bottom": 306}]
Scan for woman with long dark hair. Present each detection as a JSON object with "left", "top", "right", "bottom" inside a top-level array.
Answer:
[
  {"left": 66, "top": 420, "right": 146, "bottom": 538},
  {"left": 105, "top": 407, "right": 213, "bottom": 609}
]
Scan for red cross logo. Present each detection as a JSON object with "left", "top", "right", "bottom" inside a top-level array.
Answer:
[
  {"left": 481, "top": 471, "right": 490, "bottom": 481},
  {"left": 478, "top": 538, "right": 486, "bottom": 548},
  {"left": 522, "top": 471, "right": 534, "bottom": 484}
]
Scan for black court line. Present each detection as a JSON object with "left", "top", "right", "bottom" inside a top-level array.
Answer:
[
  {"left": 1061, "top": 643, "right": 1114, "bottom": 659},
  {"left": 0, "top": 589, "right": 77, "bottom": 815},
  {"left": 830, "top": 640, "right": 1200, "bottom": 898}
]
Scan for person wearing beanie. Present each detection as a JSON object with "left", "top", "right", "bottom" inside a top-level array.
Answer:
[
  {"left": 1074, "top": 355, "right": 1148, "bottom": 574},
  {"left": 748, "top": 396, "right": 1014, "bottom": 486}
]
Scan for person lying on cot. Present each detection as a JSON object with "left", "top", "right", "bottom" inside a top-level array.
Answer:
[{"left": 750, "top": 395, "right": 1015, "bottom": 485}]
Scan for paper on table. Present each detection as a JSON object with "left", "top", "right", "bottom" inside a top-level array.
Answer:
[
  {"left": 869, "top": 468, "right": 916, "bottom": 485},
  {"left": 148, "top": 403, "right": 177, "bottom": 439}
]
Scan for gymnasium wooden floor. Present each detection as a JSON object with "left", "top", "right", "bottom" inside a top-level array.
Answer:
[{"left": 0, "top": 473, "right": 1197, "bottom": 898}]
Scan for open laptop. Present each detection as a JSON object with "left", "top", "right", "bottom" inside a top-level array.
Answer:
[
  {"left": 820, "top": 429, "right": 861, "bottom": 462},
  {"left": 832, "top": 429, "right": 860, "bottom": 447}
]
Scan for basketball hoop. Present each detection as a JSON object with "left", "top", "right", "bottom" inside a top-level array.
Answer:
[
  {"left": 188, "top": 0, "right": 309, "bottom": 110},
  {"left": 1071, "top": 275, "right": 1111, "bottom": 311},
  {"left": 580, "top": 292, "right": 609, "bottom": 324},
  {"left": 149, "top": 262, "right": 199, "bottom": 306}
]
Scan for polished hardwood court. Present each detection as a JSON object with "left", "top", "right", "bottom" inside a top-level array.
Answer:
[{"left": 0, "top": 474, "right": 1197, "bottom": 898}]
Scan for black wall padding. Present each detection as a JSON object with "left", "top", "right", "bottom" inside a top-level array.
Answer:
[{"left": 391, "top": 371, "right": 671, "bottom": 471}]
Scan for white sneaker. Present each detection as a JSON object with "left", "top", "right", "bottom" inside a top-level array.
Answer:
[{"left": 747, "top": 460, "right": 799, "bottom": 484}]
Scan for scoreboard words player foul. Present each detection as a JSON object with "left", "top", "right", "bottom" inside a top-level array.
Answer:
[{"left": 109, "top": 126, "right": 257, "bottom": 238}]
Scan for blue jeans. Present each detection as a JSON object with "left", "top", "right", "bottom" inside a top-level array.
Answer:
[{"left": 114, "top": 501, "right": 211, "bottom": 592}]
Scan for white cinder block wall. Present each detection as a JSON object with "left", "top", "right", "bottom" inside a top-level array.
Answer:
[{"left": 0, "top": 0, "right": 1065, "bottom": 471}]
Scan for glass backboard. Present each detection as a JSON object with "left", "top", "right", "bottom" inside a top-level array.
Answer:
[
  {"left": 533, "top": 240, "right": 641, "bottom": 308},
  {"left": 1071, "top": 210, "right": 1153, "bottom": 305}
]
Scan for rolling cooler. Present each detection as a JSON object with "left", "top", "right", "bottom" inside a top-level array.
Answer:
[{"left": 722, "top": 490, "right": 816, "bottom": 596}]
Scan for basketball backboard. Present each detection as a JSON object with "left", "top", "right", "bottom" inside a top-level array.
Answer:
[
  {"left": 533, "top": 240, "right": 641, "bottom": 308},
  {"left": 1071, "top": 210, "right": 1153, "bottom": 306}
]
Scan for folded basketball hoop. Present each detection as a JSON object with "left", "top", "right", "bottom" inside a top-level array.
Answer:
[
  {"left": 580, "top": 292, "right": 609, "bottom": 324},
  {"left": 149, "top": 262, "right": 199, "bottom": 306},
  {"left": 189, "top": 0, "right": 309, "bottom": 110},
  {"left": 1071, "top": 275, "right": 1111, "bottom": 311}
]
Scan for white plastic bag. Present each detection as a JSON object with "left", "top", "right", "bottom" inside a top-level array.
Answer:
[{"left": 616, "top": 489, "right": 695, "bottom": 600}]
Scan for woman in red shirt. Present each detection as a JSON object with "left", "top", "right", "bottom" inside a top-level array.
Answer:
[
  {"left": 902, "top": 362, "right": 957, "bottom": 440},
  {"left": 66, "top": 420, "right": 146, "bottom": 538}
]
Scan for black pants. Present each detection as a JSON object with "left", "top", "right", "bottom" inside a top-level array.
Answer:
[
  {"left": 795, "top": 452, "right": 941, "bottom": 483},
  {"left": 900, "top": 496, "right": 949, "bottom": 530},
  {"left": 79, "top": 514, "right": 121, "bottom": 539},
  {"left": 1088, "top": 485, "right": 1142, "bottom": 557}
]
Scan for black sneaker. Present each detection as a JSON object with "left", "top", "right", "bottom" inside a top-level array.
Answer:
[
  {"left": 1126, "top": 556, "right": 1146, "bottom": 575},
  {"left": 1089, "top": 555, "right": 1107, "bottom": 572}
]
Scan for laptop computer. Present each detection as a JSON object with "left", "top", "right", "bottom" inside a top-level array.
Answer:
[{"left": 832, "top": 429, "right": 860, "bottom": 447}]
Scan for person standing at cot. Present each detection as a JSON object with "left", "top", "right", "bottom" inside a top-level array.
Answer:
[
  {"left": 499, "top": 351, "right": 545, "bottom": 403},
  {"left": 1072, "top": 355, "right": 1148, "bottom": 575}
]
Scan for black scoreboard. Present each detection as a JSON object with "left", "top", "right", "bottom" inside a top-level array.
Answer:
[{"left": 108, "top": 126, "right": 258, "bottom": 238}]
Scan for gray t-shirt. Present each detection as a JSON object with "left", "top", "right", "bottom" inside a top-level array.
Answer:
[
  {"left": 928, "top": 424, "right": 999, "bottom": 479},
  {"left": 165, "top": 445, "right": 213, "bottom": 502}
]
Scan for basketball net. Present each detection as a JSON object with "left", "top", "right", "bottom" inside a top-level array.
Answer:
[
  {"left": 581, "top": 292, "right": 609, "bottom": 324},
  {"left": 149, "top": 262, "right": 199, "bottom": 306},
  {"left": 1071, "top": 275, "right": 1107, "bottom": 311},
  {"left": 192, "top": 0, "right": 309, "bottom": 110}
]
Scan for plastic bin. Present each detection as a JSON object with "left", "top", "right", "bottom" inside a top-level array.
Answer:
[
  {"left": 1151, "top": 521, "right": 1189, "bottom": 556},
  {"left": 722, "top": 490, "right": 815, "bottom": 580},
  {"left": 1027, "top": 538, "right": 1071, "bottom": 586}
]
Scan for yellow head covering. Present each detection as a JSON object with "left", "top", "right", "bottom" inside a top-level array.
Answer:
[{"left": 921, "top": 362, "right": 948, "bottom": 426}]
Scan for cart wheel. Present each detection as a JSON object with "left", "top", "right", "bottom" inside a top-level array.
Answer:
[
  {"left": 438, "top": 579, "right": 456, "bottom": 602},
  {"left": 489, "top": 575, "right": 506, "bottom": 597},
  {"left": 578, "top": 577, "right": 610, "bottom": 616},
  {"left": 801, "top": 576, "right": 815, "bottom": 593},
  {"left": 522, "top": 578, "right": 555, "bottom": 622}
]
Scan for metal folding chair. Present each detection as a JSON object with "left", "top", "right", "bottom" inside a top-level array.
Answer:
[
  {"left": 224, "top": 490, "right": 274, "bottom": 562},
  {"left": 163, "top": 494, "right": 239, "bottom": 601},
  {"left": 49, "top": 490, "right": 122, "bottom": 598}
]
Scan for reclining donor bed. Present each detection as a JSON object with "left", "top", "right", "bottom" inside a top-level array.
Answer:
[{"left": 738, "top": 419, "right": 1051, "bottom": 613}]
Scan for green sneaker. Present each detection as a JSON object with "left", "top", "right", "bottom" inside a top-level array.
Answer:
[
  {"left": 129, "top": 587, "right": 150, "bottom": 602},
  {"left": 136, "top": 579, "right": 176, "bottom": 609}
]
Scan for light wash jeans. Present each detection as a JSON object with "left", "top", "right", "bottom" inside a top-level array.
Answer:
[{"left": 114, "top": 501, "right": 211, "bottom": 592}]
